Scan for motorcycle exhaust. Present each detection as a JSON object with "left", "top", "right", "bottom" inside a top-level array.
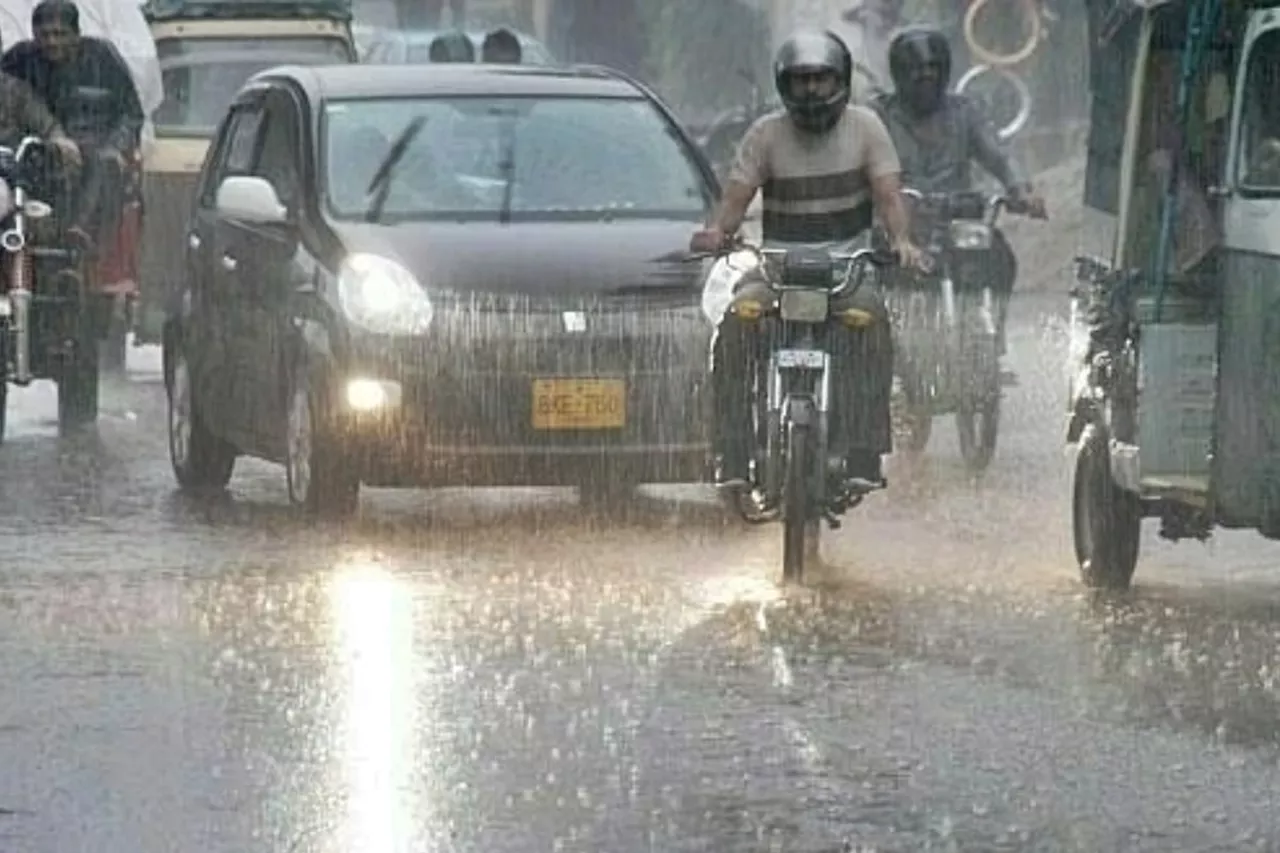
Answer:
[{"left": 3, "top": 225, "right": 30, "bottom": 384}]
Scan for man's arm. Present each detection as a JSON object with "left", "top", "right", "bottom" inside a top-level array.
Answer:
[
  {"left": 8, "top": 76, "right": 60, "bottom": 138},
  {"left": 711, "top": 117, "right": 770, "bottom": 231},
  {"left": 860, "top": 108, "right": 909, "bottom": 246},
  {"left": 963, "top": 97, "right": 1023, "bottom": 192},
  {"left": 691, "top": 117, "right": 768, "bottom": 250},
  {"left": 94, "top": 40, "right": 145, "bottom": 154}
]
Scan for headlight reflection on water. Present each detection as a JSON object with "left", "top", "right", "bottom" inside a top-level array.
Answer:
[{"left": 329, "top": 556, "right": 417, "bottom": 853}]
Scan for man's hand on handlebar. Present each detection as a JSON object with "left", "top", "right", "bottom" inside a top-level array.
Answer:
[
  {"left": 51, "top": 136, "right": 82, "bottom": 170},
  {"left": 1009, "top": 185, "right": 1048, "bottom": 220},
  {"left": 893, "top": 238, "right": 932, "bottom": 273},
  {"left": 690, "top": 226, "right": 730, "bottom": 254}
]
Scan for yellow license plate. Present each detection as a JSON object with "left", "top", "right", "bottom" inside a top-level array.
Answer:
[{"left": 531, "top": 378, "right": 626, "bottom": 430}]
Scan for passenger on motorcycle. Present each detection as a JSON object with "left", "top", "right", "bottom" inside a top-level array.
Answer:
[
  {"left": 871, "top": 27, "right": 1046, "bottom": 351},
  {"left": 690, "top": 29, "right": 927, "bottom": 493},
  {"left": 1, "top": 0, "right": 143, "bottom": 250},
  {"left": 0, "top": 48, "right": 79, "bottom": 168}
]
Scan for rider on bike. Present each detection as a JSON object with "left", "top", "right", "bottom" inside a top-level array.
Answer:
[
  {"left": 691, "top": 29, "right": 927, "bottom": 494},
  {"left": 871, "top": 26, "right": 1046, "bottom": 352},
  {"left": 1, "top": 0, "right": 142, "bottom": 249}
]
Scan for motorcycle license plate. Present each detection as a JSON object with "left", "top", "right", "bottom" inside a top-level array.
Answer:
[
  {"left": 776, "top": 349, "right": 826, "bottom": 369},
  {"left": 779, "top": 289, "right": 828, "bottom": 323}
]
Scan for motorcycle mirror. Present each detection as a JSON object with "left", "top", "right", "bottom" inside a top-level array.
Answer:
[{"left": 22, "top": 200, "right": 52, "bottom": 220}]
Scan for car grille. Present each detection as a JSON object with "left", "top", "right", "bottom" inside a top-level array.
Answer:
[{"left": 396, "top": 292, "right": 711, "bottom": 448}]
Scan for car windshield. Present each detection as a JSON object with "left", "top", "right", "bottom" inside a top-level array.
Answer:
[
  {"left": 322, "top": 95, "right": 710, "bottom": 222},
  {"left": 155, "top": 37, "right": 351, "bottom": 136}
]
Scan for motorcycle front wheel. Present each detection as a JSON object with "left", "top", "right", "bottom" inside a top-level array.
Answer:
[{"left": 781, "top": 418, "right": 818, "bottom": 582}]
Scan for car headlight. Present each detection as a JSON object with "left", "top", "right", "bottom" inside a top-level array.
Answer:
[{"left": 337, "top": 253, "right": 433, "bottom": 335}]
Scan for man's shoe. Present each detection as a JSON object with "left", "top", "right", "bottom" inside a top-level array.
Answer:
[
  {"left": 713, "top": 455, "right": 749, "bottom": 491},
  {"left": 841, "top": 451, "right": 886, "bottom": 493}
]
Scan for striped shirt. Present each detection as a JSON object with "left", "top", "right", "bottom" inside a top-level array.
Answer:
[{"left": 727, "top": 105, "right": 901, "bottom": 243}]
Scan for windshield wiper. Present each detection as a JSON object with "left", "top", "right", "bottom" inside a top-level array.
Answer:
[
  {"left": 496, "top": 110, "right": 517, "bottom": 225},
  {"left": 365, "top": 114, "right": 427, "bottom": 224}
]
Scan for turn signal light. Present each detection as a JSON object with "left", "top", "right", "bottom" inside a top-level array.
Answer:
[
  {"left": 837, "top": 307, "right": 876, "bottom": 328},
  {"left": 730, "top": 297, "right": 766, "bottom": 321}
]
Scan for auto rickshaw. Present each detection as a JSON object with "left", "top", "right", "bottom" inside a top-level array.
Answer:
[
  {"left": 1068, "top": 0, "right": 1280, "bottom": 589},
  {"left": 134, "top": 0, "right": 357, "bottom": 346}
]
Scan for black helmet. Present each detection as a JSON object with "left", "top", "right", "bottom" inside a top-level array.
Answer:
[
  {"left": 888, "top": 27, "right": 951, "bottom": 115},
  {"left": 773, "top": 30, "right": 852, "bottom": 134}
]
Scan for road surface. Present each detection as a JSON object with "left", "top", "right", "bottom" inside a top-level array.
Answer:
[{"left": 0, "top": 294, "right": 1277, "bottom": 852}]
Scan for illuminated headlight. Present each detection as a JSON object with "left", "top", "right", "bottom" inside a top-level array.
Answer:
[
  {"left": 949, "top": 221, "right": 993, "bottom": 250},
  {"left": 337, "top": 253, "right": 433, "bottom": 335},
  {"left": 700, "top": 249, "right": 760, "bottom": 325},
  {"left": 0, "top": 295, "right": 11, "bottom": 318},
  {"left": 345, "top": 378, "right": 402, "bottom": 411}
]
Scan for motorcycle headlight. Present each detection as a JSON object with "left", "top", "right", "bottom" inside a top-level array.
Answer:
[
  {"left": 949, "top": 221, "right": 993, "bottom": 250},
  {"left": 337, "top": 253, "right": 433, "bottom": 335},
  {"left": 700, "top": 249, "right": 760, "bottom": 325}
]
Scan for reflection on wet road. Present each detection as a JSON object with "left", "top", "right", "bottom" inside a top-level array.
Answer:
[{"left": 0, "top": 296, "right": 1279, "bottom": 851}]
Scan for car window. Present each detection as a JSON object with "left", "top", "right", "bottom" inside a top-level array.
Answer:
[
  {"left": 255, "top": 91, "right": 302, "bottom": 210},
  {"left": 1236, "top": 30, "right": 1280, "bottom": 191},
  {"left": 199, "top": 104, "right": 263, "bottom": 208},
  {"left": 321, "top": 95, "right": 710, "bottom": 222}
]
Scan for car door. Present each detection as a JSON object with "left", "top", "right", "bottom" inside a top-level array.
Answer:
[
  {"left": 224, "top": 87, "right": 309, "bottom": 456},
  {"left": 185, "top": 97, "right": 263, "bottom": 444},
  {"left": 208, "top": 95, "right": 268, "bottom": 446}
]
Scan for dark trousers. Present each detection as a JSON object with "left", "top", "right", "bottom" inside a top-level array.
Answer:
[
  {"left": 71, "top": 147, "right": 123, "bottom": 241},
  {"left": 711, "top": 271, "right": 895, "bottom": 469}
]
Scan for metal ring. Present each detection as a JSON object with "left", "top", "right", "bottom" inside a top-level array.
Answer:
[
  {"left": 964, "top": 0, "right": 1042, "bottom": 68},
  {"left": 955, "top": 63, "right": 1032, "bottom": 142},
  {"left": 1, "top": 229, "right": 24, "bottom": 253}
]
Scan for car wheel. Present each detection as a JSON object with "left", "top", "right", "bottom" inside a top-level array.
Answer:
[
  {"left": 286, "top": 370, "right": 359, "bottom": 517},
  {"left": 168, "top": 350, "right": 236, "bottom": 490}
]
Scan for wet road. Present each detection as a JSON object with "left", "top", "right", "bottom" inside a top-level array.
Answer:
[{"left": 1, "top": 294, "right": 1280, "bottom": 852}]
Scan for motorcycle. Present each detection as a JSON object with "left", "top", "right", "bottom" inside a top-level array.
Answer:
[
  {"left": 886, "top": 188, "right": 1027, "bottom": 473},
  {"left": 0, "top": 135, "right": 98, "bottom": 442},
  {"left": 698, "top": 240, "right": 895, "bottom": 582}
]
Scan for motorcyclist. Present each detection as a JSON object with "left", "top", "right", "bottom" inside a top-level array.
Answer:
[
  {"left": 871, "top": 26, "right": 1046, "bottom": 351},
  {"left": 427, "top": 30, "right": 476, "bottom": 63},
  {"left": 691, "top": 29, "right": 927, "bottom": 494},
  {"left": 1, "top": 0, "right": 143, "bottom": 250},
  {"left": 481, "top": 27, "right": 522, "bottom": 64},
  {"left": 0, "top": 41, "right": 79, "bottom": 169}
]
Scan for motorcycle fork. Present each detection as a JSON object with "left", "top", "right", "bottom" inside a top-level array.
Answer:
[{"left": 3, "top": 196, "right": 31, "bottom": 385}]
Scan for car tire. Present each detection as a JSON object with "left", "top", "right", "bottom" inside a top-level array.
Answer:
[
  {"left": 168, "top": 350, "right": 236, "bottom": 490},
  {"left": 286, "top": 369, "right": 359, "bottom": 517}
]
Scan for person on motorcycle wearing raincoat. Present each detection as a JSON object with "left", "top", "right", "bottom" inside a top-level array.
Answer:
[
  {"left": 0, "top": 40, "right": 79, "bottom": 168},
  {"left": 1, "top": 0, "right": 143, "bottom": 250},
  {"left": 871, "top": 27, "right": 1045, "bottom": 352},
  {"left": 691, "top": 29, "right": 927, "bottom": 494}
]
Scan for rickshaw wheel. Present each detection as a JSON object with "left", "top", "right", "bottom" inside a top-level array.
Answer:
[{"left": 1073, "top": 424, "right": 1142, "bottom": 589}]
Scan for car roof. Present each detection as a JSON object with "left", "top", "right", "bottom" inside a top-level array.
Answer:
[{"left": 253, "top": 63, "right": 645, "bottom": 101}]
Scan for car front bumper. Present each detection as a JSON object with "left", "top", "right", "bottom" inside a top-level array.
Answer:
[{"left": 329, "top": 296, "right": 714, "bottom": 488}]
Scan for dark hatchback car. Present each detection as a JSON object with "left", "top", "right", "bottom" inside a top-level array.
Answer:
[{"left": 164, "top": 63, "right": 719, "bottom": 514}]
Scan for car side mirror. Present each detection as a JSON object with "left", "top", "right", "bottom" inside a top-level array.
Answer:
[{"left": 216, "top": 176, "right": 288, "bottom": 224}]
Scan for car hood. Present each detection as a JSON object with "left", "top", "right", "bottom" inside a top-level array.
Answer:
[{"left": 333, "top": 219, "right": 702, "bottom": 301}]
